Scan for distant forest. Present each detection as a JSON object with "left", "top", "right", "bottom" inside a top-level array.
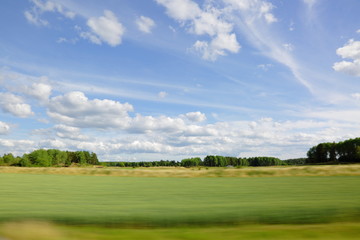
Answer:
[
  {"left": 0, "top": 149, "right": 99, "bottom": 167},
  {"left": 1, "top": 137, "right": 359, "bottom": 167},
  {"left": 307, "top": 137, "right": 360, "bottom": 164}
]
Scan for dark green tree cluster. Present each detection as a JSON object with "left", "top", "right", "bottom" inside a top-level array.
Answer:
[
  {"left": 104, "top": 156, "right": 284, "bottom": 168},
  {"left": 0, "top": 149, "right": 99, "bottom": 167},
  {"left": 282, "top": 158, "right": 307, "bottom": 165},
  {"left": 202, "top": 155, "right": 283, "bottom": 167},
  {"left": 104, "top": 160, "right": 180, "bottom": 168},
  {"left": 181, "top": 157, "right": 202, "bottom": 167},
  {"left": 307, "top": 137, "right": 360, "bottom": 164}
]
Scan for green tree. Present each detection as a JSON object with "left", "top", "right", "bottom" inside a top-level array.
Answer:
[
  {"left": 181, "top": 157, "right": 202, "bottom": 167},
  {"left": 19, "top": 154, "right": 32, "bottom": 167},
  {"left": 3, "top": 153, "right": 16, "bottom": 166},
  {"left": 29, "top": 149, "right": 52, "bottom": 167}
]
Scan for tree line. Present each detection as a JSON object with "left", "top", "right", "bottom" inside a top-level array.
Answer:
[
  {"left": 7, "top": 137, "right": 360, "bottom": 168},
  {"left": 0, "top": 149, "right": 99, "bottom": 167},
  {"left": 103, "top": 156, "right": 290, "bottom": 168},
  {"left": 307, "top": 137, "right": 360, "bottom": 164}
]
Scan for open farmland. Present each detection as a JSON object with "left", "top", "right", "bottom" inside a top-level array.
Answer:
[{"left": 1, "top": 166, "right": 360, "bottom": 239}]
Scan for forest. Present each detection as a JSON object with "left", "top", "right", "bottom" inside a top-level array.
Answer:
[
  {"left": 307, "top": 137, "right": 360, "bottom": 164},
  {"left": 0, "top": 149, "right": 99, "bottom": 167},
  {"left": 104, "top": 156, "right": 294, "bottom": 168}
]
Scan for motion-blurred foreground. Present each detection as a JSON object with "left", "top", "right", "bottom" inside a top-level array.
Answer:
[{"left": 0, "top": 166, "right": 360, "bottom": 239}]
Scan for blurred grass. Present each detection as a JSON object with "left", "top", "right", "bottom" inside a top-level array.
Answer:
[
  {"left": 0, "top": 164, "right": 360, "bottom": 177},
  {"left": 1, "top": 221, "right": 360, "bottom": 240},
  {"left": 0, "top": 173, "right": 359, "bottom": 226}
]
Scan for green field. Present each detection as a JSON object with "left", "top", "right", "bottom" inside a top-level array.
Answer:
[
  {"left": 1, "top": 173, "right": 360, "bottom": 225},
  {"left": 1, "top": 221, "right": 360, "bottom": 240},
  {"left": 1, "top": 168, "right": 360, "bottom": 239}
]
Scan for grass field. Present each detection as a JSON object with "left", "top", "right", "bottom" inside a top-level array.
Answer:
[
  {"left": 0, "top": 166, "right": 360, "bottom": 239},
  {"left": 1, "top": 164, "right": 360, "bottom": 177},
  {"left": 1, "top": 221, "right": 360, "bottom": 240}
]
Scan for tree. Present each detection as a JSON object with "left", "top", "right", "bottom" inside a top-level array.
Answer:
[
  {"left": 3, "top": 153, "right": 16, "bottom": 166},
  {"left": 181, "top": 157, "right": 202, "bottom": 167},
  {"left": 204, "top": 155, "right": 217, "bottom": 167},
  {"left": 19, "top": 154, "right": 32, "bottom": 167},
  {"left": 29, "top": 149, "right": 51, "bottom": 167},
  {"left": 89, "top": 152, "right": 100, "bottom": 165}
]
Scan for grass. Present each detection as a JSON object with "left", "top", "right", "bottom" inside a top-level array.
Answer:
[
  {"left": 0, "top": 173, "right": 360, "bottom": 226},
  {"left": 1, "top": 166, "right": 360, "bottom": 239},
  {"left": 0, "top": 164, "right": 360, "bottom": 177},
  {"left": 1, "top": 221, "right": 360, "bottom": 240}
]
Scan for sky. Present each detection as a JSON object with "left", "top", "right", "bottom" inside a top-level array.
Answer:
[{"left": 0, "top": 0, "right": 360, "bottom": 162}]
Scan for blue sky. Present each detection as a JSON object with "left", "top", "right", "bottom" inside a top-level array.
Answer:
[{"left": 1, "top": 0, "right": 360, "bottom": 161}]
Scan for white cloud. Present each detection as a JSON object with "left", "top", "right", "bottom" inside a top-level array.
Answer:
[
  {"left": 223, "top": 0, "right": 313, "bottom": 92},
  {"left": 123, "top": 140, "right": 173, "bottom": 153},
  {"left": 24, "top": 10, "right": 48, "bottom": 26},
  {"left": 224, "top": 0, "right": 277, "bottom": 24},
  {"left": 136, "top": 16, "right": 156, "bottom": 33},
  {"left": 0, "top": 121, "right": 10, "bottom": 135},
  {"left": 79, "top": 31, "right": 102, "bottom": 45},
  {"left": 157, "top": 0, "right": 240, "bottom": 61},
  {"left": 156, "top": 0, "right": 201, "bottom": 21},
  {"left": 54, "top": 124, "right": 89, "bottom": 141},
  {"left": 47, "top": 91, "right": 133, "bottom": 128},
  {"left": 85, "top": 10, "right": 125, "bottom": 46},
  {"left": 0, "top": 139, "right": 35, "bottom": 157},
  {"left": 25, "top": 0, "right": 75, "bottom": 26},
  {"left": 333, "top": 39, "right": 360, "bottom": 77},
  {"left": 0, "top": 92, "right": 34, "bottom": 118},
  {"left": 183, "top": 111, "right": 207, "bottom": 122},
  {"left": 193, "top": 33, "right": 240, "bottom": 61},
  {"left": 24, "top": 82, "right": 52, "bottom": 103},
  {"left": 128, "top": 114, "right": 185, "bottom": 134}
]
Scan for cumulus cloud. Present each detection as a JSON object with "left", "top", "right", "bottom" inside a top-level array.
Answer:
[
  {"left": 136, "top": 16, "right": 156, "bottom": 33},
  {"left": 54, "top": 124, "right": 89, "bottom": 141},
  {"left": 156, "top": 0, "right": 201, "bottom": 21},
  {"left": 24, "top": 0, "right": 75, "bottom": 26},
  {"left": 333, "top": 39, "right": 360, "bottom": 76},
  {"left": 0, "top": 139, "right": 35, "bottom": 157},
  {"left": 0, "top": 92, "right": 34, "bottom": 118},
  {"left": 183, "top": 111, "right": 207, "bottom": 122},
  {"left": 0, "top": 121, "right": 10, "bottom": 135},
  {"left": 24, "top": 82, "right": 52, "bottom": 102},
  {"left": 47, "top": 91, "right": 133, "bottom": 128},
  {"left": 128, "top": 114, "right": 185, "bottom": 134},
  {"left": 193, "top": 33, "right": 240, "bottom": 61},
  {"left": 84, "top": 10, "right": 125, "bottom": 46},
  {"left": 156, "top": 0, "right": 240, "bottom": 60}
]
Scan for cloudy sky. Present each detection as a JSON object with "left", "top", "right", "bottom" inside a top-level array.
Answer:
[{"left": 1, "top": 0, "right": 360, "bottom": 161}]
